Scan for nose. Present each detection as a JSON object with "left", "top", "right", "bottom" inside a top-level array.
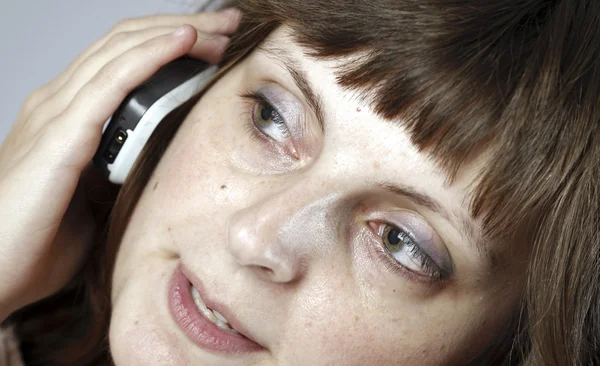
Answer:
[
  {"left": 226, "top": 185, "right": 337, "bottom": 283},
  {"left": 227, "top": 197, "right": 302, "bottom": 283}
]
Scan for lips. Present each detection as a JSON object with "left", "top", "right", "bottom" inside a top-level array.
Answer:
[{"left": 167, "top": 263, "right": 264, "bottom": 354}]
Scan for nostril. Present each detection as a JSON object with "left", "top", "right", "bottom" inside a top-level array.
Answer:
[{"left": 258, "top": 266, "right": 274, "bottom": 275}]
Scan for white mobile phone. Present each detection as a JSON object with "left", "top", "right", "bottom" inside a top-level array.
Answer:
[{"left": 93, "top": 57, "right": 217, "bottom": 184}]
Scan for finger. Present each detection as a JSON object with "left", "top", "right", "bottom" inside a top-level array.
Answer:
[
  {"left": 187, "top": 30, "right": 230, "bottom": 63},
  {"left": 42, "top": 25, "right": 198, "bottom": 170},
  {"left": 134, "top": 9, "right": 242, "bottom": 35},
  {"left": 42, "top": 10, "right": 240, "bottom": 99},
  {"left": 24, "top": 27, "right": 226, "bottom": 133}
]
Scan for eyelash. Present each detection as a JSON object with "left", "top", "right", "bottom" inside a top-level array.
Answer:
[
  {"left": 239, "top": 90, "right": 289, "bottom": 145},
  {"left": 371, "top": 222, "right": 444, "bottom": 283}
]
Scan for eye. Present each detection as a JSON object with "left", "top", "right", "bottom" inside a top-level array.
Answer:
[
  {"left": 378, "top": 223, "right": 442, "bottom": 280},
  {"left": 251, "top": 96, "right": 291, "bottom": 143},
  {"left": 240, "top": 90, "right": 300, "bottom": 159}
]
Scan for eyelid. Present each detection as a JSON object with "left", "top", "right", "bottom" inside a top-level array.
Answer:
[
  {"left": 367, "top": 209, "right": 454, "bottom": 276},
  {"left": 253, "top": 47, "right": 326, "bottom": 134},
  {"left": 239, "top": 90, "right": 296, "bottom": 157},
  {"left": 257, "top": 84, "right": 312, "bottom": 140},
  {"left": 248, "top": 83, "right": 321, "bottom": 158},
  {"left": 370, "top": 222, "right": 442, "bottom": 282}
]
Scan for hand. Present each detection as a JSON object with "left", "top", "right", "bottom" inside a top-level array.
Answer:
[{"left": 0, "top": 9, "right": 241, "bottom": 320}]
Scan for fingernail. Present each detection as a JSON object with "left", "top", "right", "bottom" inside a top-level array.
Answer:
[{"left": 172, "top": 26, "right": 187, "bottom": 36}]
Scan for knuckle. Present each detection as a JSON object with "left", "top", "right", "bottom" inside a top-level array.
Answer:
[
  {"left": 95, "top": 65, "right": 118, "bottom": 88},
  {"left": 205, "top": 12, "right": 239, "bottom": 33},
  {"left": 26, "top": 103, "right": 49, "bottom": 128},
  {"left": 105, "top": 31, "right": 129, "bottom": 49},
  {"left": 143, "top": 14, "right": 163, "bottom": 25},
  {"left": 96, "top": 63, "right": 129, "bottom": 95},
  {"left": 195, "top": 13, "right": 221, "bottom": 32},
  {"left": 22, "top": 88, "right": 45, "bottom": 112},
  {"left": 113, "top": 14, "right": 164, "bottom": 33},
  {"left": 113, "top": 17, "right": 136, "bottom": 32},
  {"left": 38, "top": 117, "right": 66, "bottom": 149}
]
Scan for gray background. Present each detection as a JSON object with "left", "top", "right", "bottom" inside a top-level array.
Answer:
[{"left": 0, "top": 0, "right": 221, "bottom": 144}]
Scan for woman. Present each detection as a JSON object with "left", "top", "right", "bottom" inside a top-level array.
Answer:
[{"left": 1, "top": 0, "right": 598, "bottom": 365}]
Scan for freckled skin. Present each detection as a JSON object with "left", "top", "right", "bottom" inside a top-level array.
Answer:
[{"left": 108, "top": 26, "right": 528, "bottom": 365}]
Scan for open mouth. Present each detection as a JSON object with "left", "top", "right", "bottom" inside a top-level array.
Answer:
[
  {"left": 191, "top": 285, "right": 239, "bottom": 334},
  {"left": 167, "top": 264, "right": 264, "bottom": 354}
]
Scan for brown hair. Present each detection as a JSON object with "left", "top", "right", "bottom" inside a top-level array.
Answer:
[{"left": 7, "top": 0, "right": 599, "bottom": 364}]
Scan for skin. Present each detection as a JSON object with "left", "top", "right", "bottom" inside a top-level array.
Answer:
[
  {"left": 108, "top": 26, "right": 528, "bottom": 365},
  {"left": 0, "top": 11, "right": 240, "bottom": 320}
]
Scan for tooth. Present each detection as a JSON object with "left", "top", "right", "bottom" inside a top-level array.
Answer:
[
  {"left": 190, "top": 286, "right": 239, "bottom": 334},
  {"left": 202, "top": 308, "right": 218, "bottom": 323},
  {"left": 192, "top": 290, "right": 207, "bottom": 310},
  {"left": 190, "top": 287, "right": 216, "bottom": 321},
  {"left": 191, "top": 286, "right": 201, "bottom": 301},
  {"left": 216, "top": 319, "right": 239, "bottom": 334},
  {"left": 193, "top": 298, "right": 204, "bottom": 311},
  {"left": 213, "top": 310, "right": 229, "bottom": 324},
  {"left": 215, "top": 319, "right": 230, "bottom": 330}
]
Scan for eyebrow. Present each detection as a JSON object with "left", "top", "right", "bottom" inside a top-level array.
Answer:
[
  {"left": 257, "top": 44, "right": 326, "bottom": 133},
  {"left": 256, "top": 44, "right": 500, "bottom": 271},
  {"left": 377, "top": 182, "right": 500, "bottom": 270}
]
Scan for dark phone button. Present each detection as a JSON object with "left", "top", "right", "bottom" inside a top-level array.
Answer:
[{"left": 103, "top": 129, "right": 128, "bottom": 163}]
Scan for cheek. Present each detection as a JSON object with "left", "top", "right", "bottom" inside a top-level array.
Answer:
[
  {"left": 281, "top": 265, "right": 509, "bottom": 365},
  {"left": 147, "top": 91, "right": 250, "bottom": 202},
  {"left": 156, "top": 91, "right": 257, "bottom": 202},
  {"left": 109, "top": 89, "right": 247, "bottom": 295},
  {"left": 280, "top": 285, "right": 444, "bottom": 365}
]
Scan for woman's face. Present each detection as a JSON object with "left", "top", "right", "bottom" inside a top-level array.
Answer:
[{"left": 108, "top": 26, "right": 528, "bottom": 365}]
